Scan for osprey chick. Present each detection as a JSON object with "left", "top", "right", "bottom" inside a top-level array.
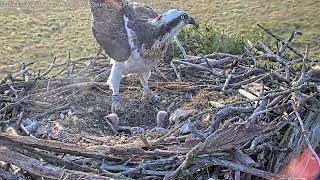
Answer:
[{"left": 89, "top": 0, "right": 197, "bottom": 112}]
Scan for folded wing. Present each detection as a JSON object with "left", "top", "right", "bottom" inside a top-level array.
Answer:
[
  {"left": 89, "top": 0, "right": 173, "bottom": 62},
  {"left": 89, "top": 0, "right": 130, "bottom": 62}
]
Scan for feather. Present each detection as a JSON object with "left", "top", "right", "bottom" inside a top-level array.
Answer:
[
  {"left": 89, "top": 0, "right": 130, "bottom": 62},
  {"left": 89, "top": 0, "right": 174, "bottom": 62}
]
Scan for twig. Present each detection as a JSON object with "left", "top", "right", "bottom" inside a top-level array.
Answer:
[
  {"left": 198, "top": 157, "right": 279, "bottom": 179},
  {"left": 173, "top": 60, "right": 223, "bottom": 77},
  {"left": 15, "top": 146, "right": 97, "bottom": 174},
  {"left": 257, "top": 24, "right": 303, "bottom": 57},
  {"left": 170, "top": 61, "right": 182, "bottom": 82},
  {"left": 235, "top": 171, "right": 241, "bottom": 180},
  {"left": 0, "top": 96, "right": 30, "bottom": 115},
  {"left": 174, "top": 36, "right": 188, "bottom": 59},
  {"left": 0, "top": 147, "right": 113, "bottom": 179},
  {"left": 208, "top": 106, "right": 255, "bottom": 133},
  {"left": 222, "top": 67, "right": 236, "bottom": 92},
  {"left": 238, "top": 89, "right": 258, "bottom": 100},
  {"left": 278, "top": 31, "right": 302, "bottom": 56},
  {"left": 164, "top": 142, "right": 203, "bottom": 180},
  {"left": 258, "top": 41, "right": 287, "bottom": 66},
  {"left": 222, "top": 86, "right": 303, "bottom": 107},
  {"left": 154, "top": 67, "right": 169, "bottom": 82},
  {"left": 291, "top": 102, "right": 320, "bottom": 168},
  {"left": 41, "top": 57, "right": 57, "bottom": 77},
  {"left": 296, "top": 44, "right": 309, "bottom": 85}
]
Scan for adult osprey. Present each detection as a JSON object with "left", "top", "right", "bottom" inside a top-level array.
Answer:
[{"left": 89, "top": 0, "right": 197, "bottom": 112}]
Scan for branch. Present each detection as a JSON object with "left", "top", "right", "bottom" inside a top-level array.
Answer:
[
  {"left": 0, "top": 147, "right": 112, "bottom": 179},
  {"left": 198, "top": 157, "right": 279, "bottom": 179},
  {"left": 257, "top": 24, "right": 303, "bottom": 57},
  {"left": 291, "top": 102, "right": 320, "bottom": 168}
]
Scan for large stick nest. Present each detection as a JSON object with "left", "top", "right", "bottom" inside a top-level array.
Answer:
[{"left": 0, "top": 25, "right": 320, "bottom": 179}]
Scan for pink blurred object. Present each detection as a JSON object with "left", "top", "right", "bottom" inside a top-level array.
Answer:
[{"left": 278, "top": 149, "right": 320, "bottom": 180}]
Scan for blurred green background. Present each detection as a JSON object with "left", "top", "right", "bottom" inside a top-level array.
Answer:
[{"left": 0, "top": 0, "right": 319, "bottom": 76}]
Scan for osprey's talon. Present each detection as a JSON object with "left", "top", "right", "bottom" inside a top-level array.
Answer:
[{"left": 111, "top": 95, "right": 124, "bottom": 114}]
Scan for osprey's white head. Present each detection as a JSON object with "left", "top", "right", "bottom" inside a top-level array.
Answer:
[{"left": 153, "top": 9, "right": 198, "bottom": 37}]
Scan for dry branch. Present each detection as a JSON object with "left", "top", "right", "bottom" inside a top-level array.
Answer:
[{"left": 0, "top": 147, "right": 112, "bottom": 180}]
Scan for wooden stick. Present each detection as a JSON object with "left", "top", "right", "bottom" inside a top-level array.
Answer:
[
  {"left": 278, "top": 31, "right": 302, "bottom": 56},
  {"left": 173, "top": 60, "right": 223, "bottom": 77},
  {"left": 296, "top": 44, "right": 309, "bottom": 85},
  {"left": 258, "top": 41, "right": 287, "bottom": 66},
  {"left": 257, "top": 24, "right": 303, "bottom": 57},
  {"left": 198, "top": 157, "right": 279, "bottom": 179},
  {"left": 0, "top": 133, "right": 121, "bottom": 161},
  {"left": 164, "top": 143, "right": 203, "bottom": 180},
  {"left": 41, "top": 57, "right": 57, "bottom": 77},
  {"left": 174, "top": 36, "right": 188, "bottom": 59},
  {"left": 0, "top": 147, "right": 113, "bottom": 179},
  {"left": 170, "top": 61, "right": 182, "bottom": 82},
  {"left": 291, "top": 102, "right": 320, "bottom": 168},
  {"left": 15, "top": 146, "right": 97, "bottom": 174},
  {"left": 222, "top": 67, "right": 236, "bottom": 92},
  {"left": 238, "top": 89, "right": 258, "bottom": 100}
]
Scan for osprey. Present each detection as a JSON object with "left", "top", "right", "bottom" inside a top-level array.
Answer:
[{"left": 89, "top": 0, "right": 197, "bottom": 112}]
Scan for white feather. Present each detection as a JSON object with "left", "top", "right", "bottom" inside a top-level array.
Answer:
[{"left": 123, "top": 15, "right": 135, "bottom": 50}]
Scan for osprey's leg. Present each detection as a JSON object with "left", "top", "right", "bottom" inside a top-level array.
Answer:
[
  {"left": 140, "top": 71, "right": 160, "bottom": 102},
  {"left": 108, "top": 63, "right": 124, "bottom": 113}
]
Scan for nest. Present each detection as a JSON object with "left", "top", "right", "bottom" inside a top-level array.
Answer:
[{"left": 0, "top": 25, "right": 320, "bottom": 179}]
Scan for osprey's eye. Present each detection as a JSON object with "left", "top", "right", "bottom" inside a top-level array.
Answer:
[{"left": 180, "top": 15, "right": 186, "bottom": 20}]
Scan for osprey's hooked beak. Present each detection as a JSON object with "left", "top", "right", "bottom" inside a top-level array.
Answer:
[{"left": 186, "top": 16, "right": 198, "bottom": 29}]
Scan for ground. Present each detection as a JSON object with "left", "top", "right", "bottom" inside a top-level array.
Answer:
[{"left": 0, "top": 0, "right": 319, "bottom": 77}]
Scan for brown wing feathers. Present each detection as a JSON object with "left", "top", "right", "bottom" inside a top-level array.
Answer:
[
  {"left": 89, "top": 0, "right": 130, "bottom": 62},
  {"left": 89, "top": 0, "right": 174, "bottom": 62}
]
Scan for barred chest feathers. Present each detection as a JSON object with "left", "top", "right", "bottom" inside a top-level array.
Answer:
[{"left": 120, "top": 15, "right": 173, "bottom": 75}]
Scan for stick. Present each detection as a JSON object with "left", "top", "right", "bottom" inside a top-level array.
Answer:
[
  {"left": 174, "top": 36, "right": 188, "bottom": 59},
  {"left": 238, "top": 89, "right": 258, "bottom": 100},
  {"left": 278, "top": 31, "right": 302, "bottom": 56},
  {"left": 222, "top": 86, "right": 303, "bottom": 107},
  {"left": 198, "top": 157, "right": 279, "bottom": 179},
  {"left": 41, "top": 57, "right": 57, "bottom": 77},
  {"left": 222, "top": 67, "right": 236, "bottom": 92},
  {"left": 208, "top": 106, "right": 255, "bottom": 133},
  {"left": 173, "top": 60, "right": 223, "bottom": 77},
  {"left": 291, "top": 102, "right": 320, "bottom": 168},
  {"left": 15, "top": 146, "right": 97, "bottom": 174},
  {"left": 0, "top": 133, "right": 121, "bottom": 161},
  {"left": 258, "top": 41, "right": 287, "bottom": 66},
  {"left": 154, "top": 67, "right": 170, "bottom": 82},
  {"left": 296, "top": 44, "right": 309, "bottom": 85},
  {"left": 170, "top": 61, "right": 182, "bottom": 82},
  {"left": 164, "top": 143, "right": 203, "bottom": 180},
  {"left": 257, "top": 24, "right": 303, "bottom": 57},
  {"left": 0, "top": 147, "right": 112, "bottom": 179}
]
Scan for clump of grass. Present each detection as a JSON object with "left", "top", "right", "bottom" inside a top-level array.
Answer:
[{"left": 176, "top": 24, "right": 263, "bottom": 57}]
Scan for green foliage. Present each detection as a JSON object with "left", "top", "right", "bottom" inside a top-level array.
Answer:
[{"left": 176, "top": 24, "right": 262, "bottom": 57}]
